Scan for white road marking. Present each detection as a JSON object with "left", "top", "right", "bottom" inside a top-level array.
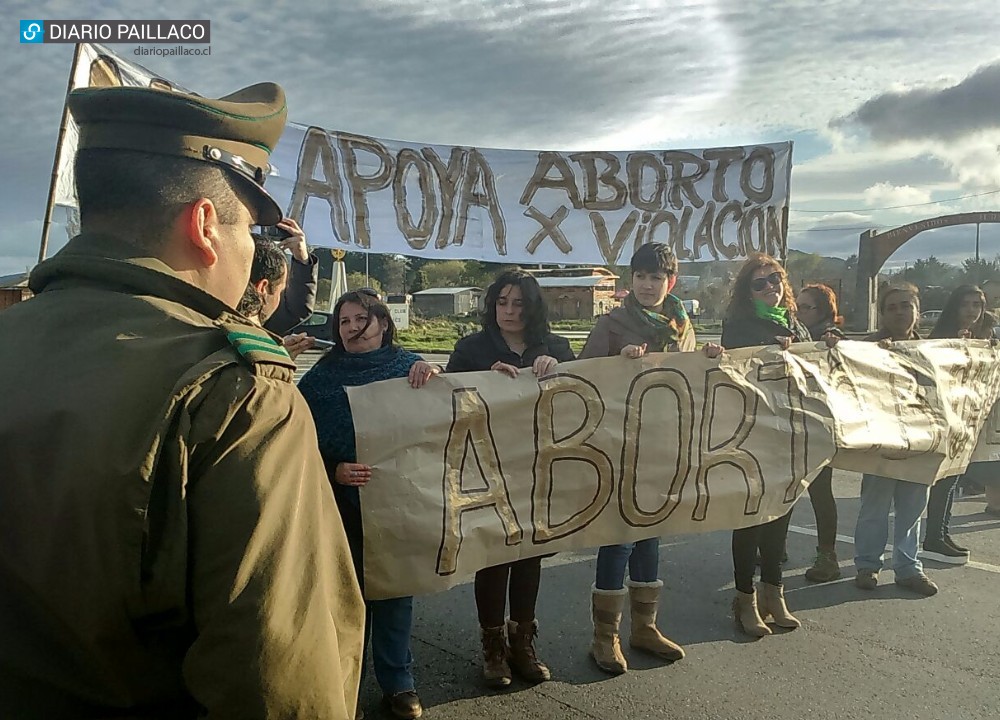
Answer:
[{"left": 787, "top": 524, "right": 1000, "bottom": 575}]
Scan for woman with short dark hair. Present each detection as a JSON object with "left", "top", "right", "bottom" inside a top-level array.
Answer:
[
  {"left": 579, "top": 242, "right": 693, "bottom": 674},
  {"left": 721, "top": 254, "right": 809, "bottom": 637},
  {"left": 446, "top": 269, "right": 574, "bottom": 689}
]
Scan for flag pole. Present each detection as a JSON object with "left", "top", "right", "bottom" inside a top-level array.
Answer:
[{"left": 38, "top": 42, "right": 84, "bottom": 264}]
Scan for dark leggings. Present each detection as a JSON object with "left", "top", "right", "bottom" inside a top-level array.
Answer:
[
  {"left": 926, "top": 475, "right": 960, "bottom": 542},
  {"left": 474, "top": 557, "right": 542, "bottom": 628},
  {"left": 807, "top": 466, "right": 838, "bottom": 550},
  {"left": 732, "top": 512, "right": 793, "bottom": 594}
]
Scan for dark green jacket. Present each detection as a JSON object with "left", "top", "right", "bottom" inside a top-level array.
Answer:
[{"left": 0, "top": 235, "right": 363, "bottom": 719}]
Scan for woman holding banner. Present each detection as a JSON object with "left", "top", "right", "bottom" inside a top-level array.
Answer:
[
  {"left": 854, "top": 282, "right": 939, "bottom": 597},
  {"left": 299, "top": 289, "right": 441, "bottom": 720},
  {"left": 922, "top": 285, "right": 996, "bottom": 565},
  {"left": 720, "top": 254, "right": 809, "bottom": 637},
  {"left": 795, "top": 284, "right": 847, "bottom": 583},
  {"left": 579, "top": 243, "right": 700, "bottom": 674},
  {"left": 446, "top": 270, "right": 574, "bottom": 688}
]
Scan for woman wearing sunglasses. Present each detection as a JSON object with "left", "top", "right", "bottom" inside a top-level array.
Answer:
[{"left": 720, "top": 254, "right": 811, "bottom": 637}]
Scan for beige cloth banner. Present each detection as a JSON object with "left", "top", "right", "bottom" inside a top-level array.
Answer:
[
  {"left": 348, "top": 339, "right": 1000, "bottom": 599},
  {"left": 972, "top": 400, "right": 1000, "bottom": 463}
]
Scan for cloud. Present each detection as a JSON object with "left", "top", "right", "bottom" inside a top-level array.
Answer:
[
  {"left": 792, "top": 151, "right": 954, "bottom": 202},
  {"left": 835, "top": 61, "right": 1000, "bottom": 143},
  {"left": 862, "top": 182, "right": 931, "bottom": 209},
  {"left": 3, "top": 0, "right": 1000, "bottom": 272}
]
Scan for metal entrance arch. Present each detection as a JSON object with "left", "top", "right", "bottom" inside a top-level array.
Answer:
[{"left": 854, "top": 211, "right": 1000, "bottom": 331}]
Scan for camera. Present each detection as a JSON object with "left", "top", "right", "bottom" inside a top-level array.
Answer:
[{"left": 255, "top": 224, "right": 293, "bottom": 242}]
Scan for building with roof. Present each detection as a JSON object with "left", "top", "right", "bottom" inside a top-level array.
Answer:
[
  {"left": 0, "top": 272, "right": 31, "bottom": 311},
  {"left": 530, "top": 267, "right": 619, "bottom": 320},
  {"left": 412, "top": 287, "right": 482, "bottom": 318}
]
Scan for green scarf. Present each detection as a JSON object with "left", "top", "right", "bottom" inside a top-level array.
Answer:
[
  {"left": 753, "top": 299, "right": 789, "bottom": 328},
  {"left": 624, "top": 292, "right": 690, "bottom": 350}
]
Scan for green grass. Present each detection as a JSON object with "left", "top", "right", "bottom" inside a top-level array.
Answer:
[{"left": 398, "top": 316, "right": 721, "bottom": 353}]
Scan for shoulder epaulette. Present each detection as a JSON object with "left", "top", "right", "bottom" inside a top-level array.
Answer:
[{"left": 224, "top": 326, "right": 293, "bottom": 365}]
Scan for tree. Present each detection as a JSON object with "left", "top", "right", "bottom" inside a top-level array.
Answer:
[
  {"left": 424, "top": 260, "right": 467, "bottom": 288},
  {"left": 959, "top": 257, "right": 1000, "bottom": 286},
  {"left": 347, "top": 273, "right": 381, "bottom": 294},
  {"left": 897, "top": 256, "right": 957, "bottom": 289},
  {"left": 410, "top": 269, "right": 429, "bottom": 294}
]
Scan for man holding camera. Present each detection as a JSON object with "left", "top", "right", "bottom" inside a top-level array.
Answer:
[{"left": 258, "top": 217, "right": 319, "bottom": 334}]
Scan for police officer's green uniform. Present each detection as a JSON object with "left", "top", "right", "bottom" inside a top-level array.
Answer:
[{"left": 0, "top": 83, "right": 363, "bottom": 719}]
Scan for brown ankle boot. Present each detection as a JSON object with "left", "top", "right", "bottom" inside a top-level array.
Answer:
[
  {"left": 480, "top": 625, "right": 511, "bottom": 688},
  {"left": 591, "top": 586, "right": 628, "bottom": 674},
  {"left": 506, "top": 619, "right": 551, "bottom": 683},
  {"left": 732, "top": 590, "right": 771, "bottom": 637},
  {"left": 626, "top": 580, "right": 684, "bottom": 661},
  {"left": 757, "top": 582, "right": 800, "bottom": 629}
]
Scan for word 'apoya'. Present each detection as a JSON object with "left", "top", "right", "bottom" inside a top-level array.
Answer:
[
  {"left": 435, "top": 364, "right": 810, "bottom": 576},
  {"left": 289, "top": 130, "right": 788, "bottom": 264},
  {"left": 290, "top": 129, "right": 505, "bottom": 253}
]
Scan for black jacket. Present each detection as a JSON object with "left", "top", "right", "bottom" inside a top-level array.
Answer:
[
  {"left": 447, "top": 326, "right": 575, "bottom": 372},
  {"left": 721, "top": 314, "right": 812, "bottom": 350},
  {"left": 264, "top": 254, "right": 319, "bottom": 335},
  {"left": 807, "top": 322, "right": 846, "bottom": 342}
]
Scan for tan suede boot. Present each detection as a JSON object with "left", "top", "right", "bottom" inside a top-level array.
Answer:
[
  {"left": 732, "top": 589, "right": 771, "bottom": 637},
  {"left": 626, "top": 579, "right": 685, "bottom": 661},
  {"left": 480, "top": 625, "right": 512, "bottom": 688},
  {"left": 590, "top": 586, "right": 628, "bottom": 674},
  {"left": 757, "top": 582, "right": 801, "bottom": 629},
  {"left": 506, "top": 619, "right": 551, "bottom": 683}
]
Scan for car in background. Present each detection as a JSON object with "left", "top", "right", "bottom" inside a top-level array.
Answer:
[
  {"left": 289, "top": 311, "right": 334, "bottom": 342},
  {"left": 682, "top": 298, "right": 701, "bottom": 318},
  {"left": 919, "top": 310, "right": 942, "bottom": 327}
]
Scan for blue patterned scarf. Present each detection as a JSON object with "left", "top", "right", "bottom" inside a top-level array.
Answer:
[{"left": 298, "top": 345, "right": 422, "bottom": 467}]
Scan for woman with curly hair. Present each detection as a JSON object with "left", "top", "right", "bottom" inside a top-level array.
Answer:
[{"left": 720, "top": 254, "right": 810, "bottom": 637}]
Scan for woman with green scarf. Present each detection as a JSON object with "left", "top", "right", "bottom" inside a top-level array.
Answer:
[
  {"left": 580, "top": 243, "right": 716, "bottom": 675},
  {"left": 720, "top": 253, "right": 811, "bottom": 638}
]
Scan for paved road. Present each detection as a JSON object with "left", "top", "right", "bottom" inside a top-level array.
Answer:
[
  {"left": 291, "top": 352, "right": 1000, "bottom": 719},
  {"left": 362, "top": 474, "right": 1000, "bottom": 720}
]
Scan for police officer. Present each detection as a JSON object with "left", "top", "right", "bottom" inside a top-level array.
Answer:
[{"left": 0, "top": 82, "right": 364, "bottom": 718}]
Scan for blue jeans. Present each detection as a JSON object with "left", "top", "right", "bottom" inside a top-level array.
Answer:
[
  {"left": 854, "top": 474, "right": 930, "bottom": 579},
  {"left": 363, "top": 596, "right": 415, "bottom": 695},
  {"left": 335, "top": 488, "right": 415, "bottom": 696},
  {"left": 595, "top": 538, "right": 659, "bottom": 590}
]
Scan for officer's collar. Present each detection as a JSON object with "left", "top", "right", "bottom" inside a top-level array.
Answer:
[{"left": 29, "top": 233, "right": 243, "bottom": 324}]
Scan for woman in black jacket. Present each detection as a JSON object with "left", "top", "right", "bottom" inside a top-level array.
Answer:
[
  {"left": 720, "top": 254, "right": 809, "bottom": 637},
  {"left": 922, "top": 285, "right": 996, "bottom": 565},
  {"left": 446, "top": 270, "right": 574, "bottom": 689}
]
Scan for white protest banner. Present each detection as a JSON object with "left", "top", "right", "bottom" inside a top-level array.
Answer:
[
  {"left": 972, "top": 400, "right": 1000, "bottom": 463},
  {"left": 53, "top": 44, "right": 792, "bottom": 265},
  {"left": 347, "top": 340, "right": 1000, "bottom": 600}
]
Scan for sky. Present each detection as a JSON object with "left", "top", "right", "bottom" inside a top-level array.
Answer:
[{"left": 3, "top": 0, "right": 1000, "bottom": 276}]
